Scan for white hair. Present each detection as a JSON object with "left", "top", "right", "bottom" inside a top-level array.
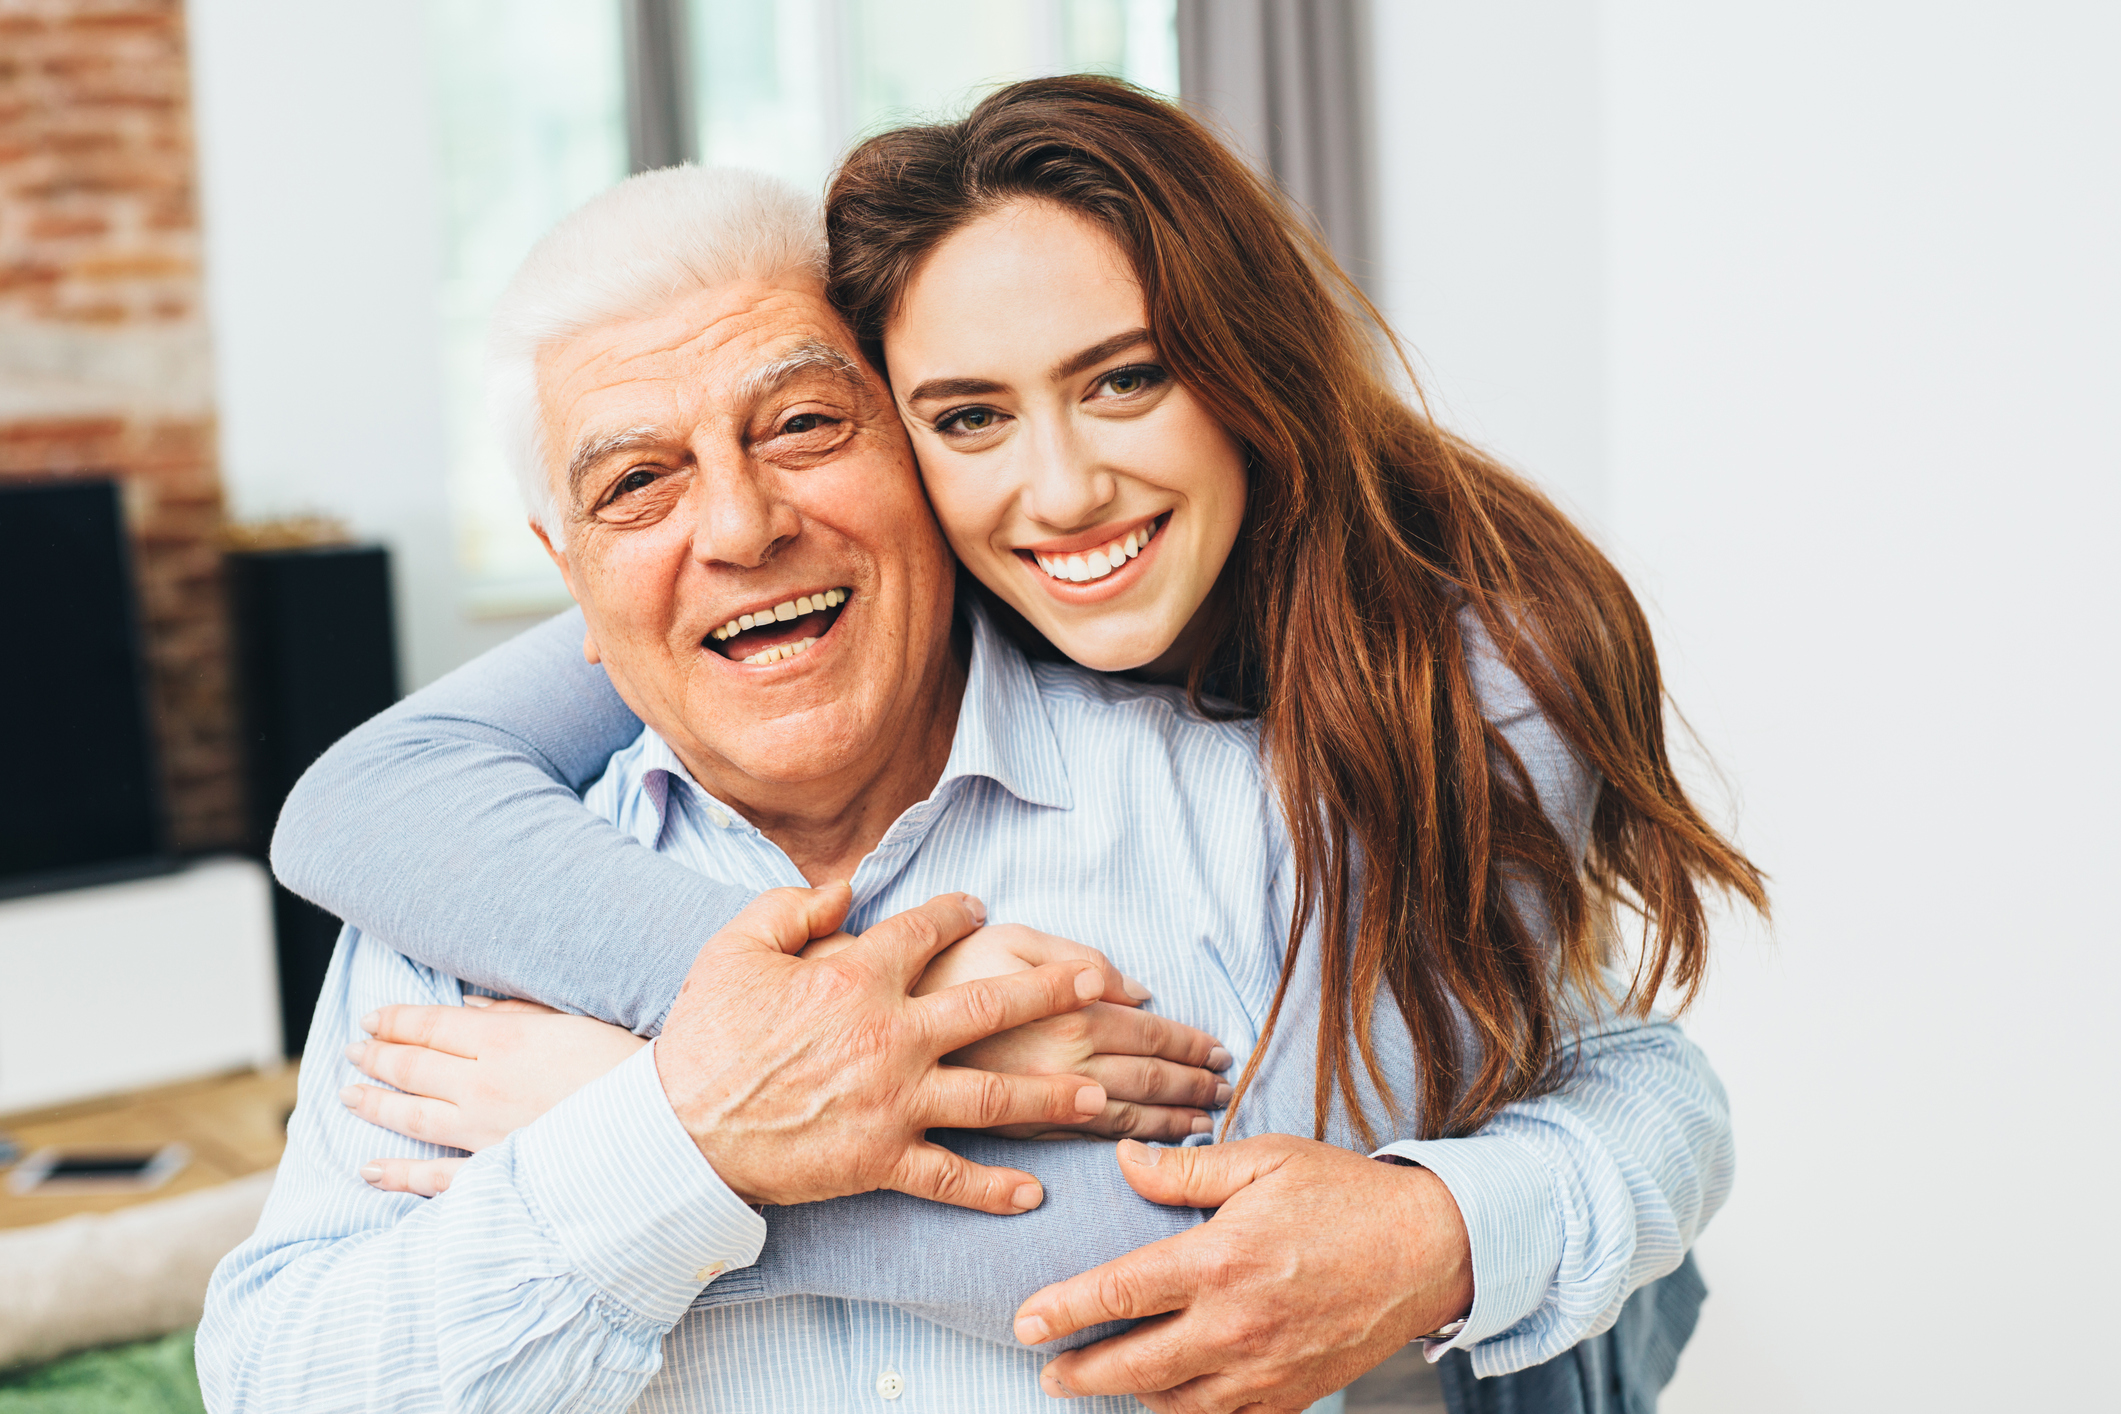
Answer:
[{"left": 486, "top": 166, "right": 827, "bottom": 545}]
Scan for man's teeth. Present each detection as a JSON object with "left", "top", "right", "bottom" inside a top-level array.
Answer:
[
  {"left": 1033, "top": 520, "right": 1158, "bottom": 584},
  {"left": 709, "top": 588, "right": 848, "bottom": 643},
  {"left": 741, "top": 636, "right": 817, "bottom": 666}
]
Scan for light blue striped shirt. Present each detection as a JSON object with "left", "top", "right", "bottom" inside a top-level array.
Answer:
[{"left": 201, "top": 606, "right": 1730, "bottom": 1412}]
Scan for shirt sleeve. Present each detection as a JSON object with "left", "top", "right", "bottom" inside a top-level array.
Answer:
[
  {"left": 197, "top": 928, "right": 766, "bottom": 1413},
  {"left": 703, "top": 1134, "right": 1200, "bottom": 1354},
  {"left": 1375, "top": 1005, "right": 1731, "bottom": 1376},
  {"left": 268, "top": 609, "right": 752, "bottom": 1034}
]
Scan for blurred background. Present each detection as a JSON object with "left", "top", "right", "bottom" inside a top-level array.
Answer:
[{"left": 0, "top": 1, "right": 2114, "bottom": 1410}]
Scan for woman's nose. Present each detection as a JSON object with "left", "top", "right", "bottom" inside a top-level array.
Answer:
[{"left": 1021, "top": 429, "right": 1117, "bottom": 529}]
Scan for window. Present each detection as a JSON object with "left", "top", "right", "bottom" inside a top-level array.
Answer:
[
  {"left": 431, "top": 0, "right": 1176, "bottom": 615},
  {"left": 428, "top": 0, "right": 629, "bottom": 616}
]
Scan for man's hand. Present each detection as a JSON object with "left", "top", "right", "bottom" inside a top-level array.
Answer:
[
  {"left": 1012, "top": 1137, "right": 1475, "bottom": 1413},
  {"left": 656, "top": 883, "right": 1114, "bottom": 1214}
]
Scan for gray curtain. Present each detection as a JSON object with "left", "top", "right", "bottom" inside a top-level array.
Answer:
[
  {"left": 1177, "top": 0, "right": 1373, "bottom": 286},
  {"left": 623, "top": 0, "right": 697, "bottom": 173}
]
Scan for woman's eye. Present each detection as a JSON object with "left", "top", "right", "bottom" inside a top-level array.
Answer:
[
  {"left": 1097, "top": 364, "right": 1166, "bottom": 399},
  {"left": 939, "top": 406, "right": 1001, "bottom": 435}
]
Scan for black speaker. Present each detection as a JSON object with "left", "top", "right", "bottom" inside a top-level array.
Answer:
[
  {"left": 227, "top": 544, "right": 400, "bottom": 1055},
  {"left": 0, "top": 478, "right": 171, "bottom": 898}
]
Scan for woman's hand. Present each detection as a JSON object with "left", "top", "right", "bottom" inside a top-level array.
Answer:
[
  {"left": 885, "top": 923, "right": 1233, "bottom": 1142},
  {"left": 343, "top": 995, "right": 645, "bottom": 1197}
]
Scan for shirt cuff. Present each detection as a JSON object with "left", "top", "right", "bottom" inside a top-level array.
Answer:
[
  {"left": 1373, "top": 1135, "right": 1562, "bottom": 1355},
  {"left": 515, "top": 1040, "right": 768, "bottom": 1328}
]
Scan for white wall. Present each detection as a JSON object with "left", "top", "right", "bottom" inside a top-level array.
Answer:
[
  {"left": 0, "top": 859, "right": 280, "bottom": 1111},
  {"left": 186, "top": 0, "right": 549, "bottom": 689},
  {"left": 1367, "top": 2, "right": 1608, "bottom": 523},
  {"left": 1374, "top": 4, "right": 2118, "bottom": 1410}
]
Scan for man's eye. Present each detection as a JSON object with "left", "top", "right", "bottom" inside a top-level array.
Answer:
[
  {"left": 782, "top": 413, "right": 830, "bottom": 435},
  {"left": 612, "top": 468, "right": 659, "bottom": 498}
]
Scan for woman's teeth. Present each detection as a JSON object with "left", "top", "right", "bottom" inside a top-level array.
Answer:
[
  {"left": 709, "top": 588, "right": 847, "bottom": 643},
  {"left": 1032, "top": 519, "right": 1159, "bottom": 584}
]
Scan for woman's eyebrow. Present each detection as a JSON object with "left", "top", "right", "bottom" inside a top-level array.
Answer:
[
  {"left": 1050, "top": 327, "right": 1154, "bottom": 382},
  {"left": 902, "top": 327, "right": 1156, "bottom": 407},
  {"left": 902, "top": 375, "right": 1005, "bottom": 405}
]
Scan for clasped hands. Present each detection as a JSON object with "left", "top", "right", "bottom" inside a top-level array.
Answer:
[{"left": 340, "top": 884, "right": 1473, "bottom": 1413}]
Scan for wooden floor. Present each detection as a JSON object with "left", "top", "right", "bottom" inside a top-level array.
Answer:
[{"left": 0, "top": 1065, "right": 298, "bottom": 1230}]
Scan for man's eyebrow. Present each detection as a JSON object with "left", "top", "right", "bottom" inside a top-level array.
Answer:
[
  {"left": 901, "top": 328, "right": 1156, "bottom": 407},
  {"left": 567, "top": 425, "right": 673, "bottom": 501},
  {"left": 735, "top": 338, "right": 864, "bottom": 408}
]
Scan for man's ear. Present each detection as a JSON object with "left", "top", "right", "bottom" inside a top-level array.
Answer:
[{"left": 529, "top": 516, "right": 600, "bottom": 665}]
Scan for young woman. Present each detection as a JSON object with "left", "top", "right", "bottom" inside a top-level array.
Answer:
[{"left": 289, "top": 77, "right": 1763, "bottom": 1409}]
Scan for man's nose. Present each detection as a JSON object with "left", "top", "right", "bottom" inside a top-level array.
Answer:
[
  {"left": 1020, "top": 422, "right": 1117, "bottom": 530},
  {"left": 687, "top": 465, "right": 800, "bottom": 568}
]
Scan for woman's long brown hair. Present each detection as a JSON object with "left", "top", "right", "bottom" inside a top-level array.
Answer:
[{"left": 828, "top": 76, "right": 1768, "bottom": 1143}]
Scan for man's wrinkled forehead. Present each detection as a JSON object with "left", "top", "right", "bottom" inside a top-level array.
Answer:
[{"left": 538, "top": 277, "right": 871, "bottom": 434}]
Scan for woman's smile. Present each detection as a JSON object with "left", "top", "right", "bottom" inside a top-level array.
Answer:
[{"left": 1015, "top": 511, "right": 1168, "bottom": 599}]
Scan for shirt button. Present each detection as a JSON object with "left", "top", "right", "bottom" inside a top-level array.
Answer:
[
  {"left": 875, "top": 1369, "right": 904, "bottom": 1400},
  {"left": 706, "top": 808, "right": 731, "bottom": 829},
  {"left": 693, "top": 1262, "right": 727, "bottom": 1282}
]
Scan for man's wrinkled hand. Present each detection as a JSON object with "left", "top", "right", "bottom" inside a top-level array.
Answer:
[
  {"left": 655, "top": 883, "right": 1114, "bottom": 1214},
  {"left": 1013, "top": 1136, "right": 1475, "bottom": 1414}
]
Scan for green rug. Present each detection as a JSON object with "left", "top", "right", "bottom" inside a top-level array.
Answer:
[{"left": 0, "top": 1330, "right": 205, "bottom": 1414}]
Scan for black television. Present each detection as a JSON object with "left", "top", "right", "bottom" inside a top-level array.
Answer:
[{"left": 0, "top": 478, "right": 170, "bottom": 896}]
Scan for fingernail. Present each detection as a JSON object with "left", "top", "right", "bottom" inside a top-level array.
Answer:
[
  {"left": 964, "top": 895, "right": 987, "bottom": 924},
  {"left": 1073, "top": 967, "right": 1101, "bottom": 1001},
  {"left": 1012, "top": 1181, "right": 1043, "bottom": 1210},
  {"left": 1190, "top": 1115, "right": 1213, "bottom": 1135},
  {"left": 1117, "top": 1138, "right": 1160, "bottom": 1166},
  {"left": 463, "top": 994, "right": 492, "bottom": 1008},
  {"left": 358, "top": 1011, "right": 379, "bottom": 1034},
  {"left": 360, "top": 1162, "right": 384, "bottom": 1184},
  {"left": 1041, "top": 1365, "right": 1074, "bottom": 1398},
  {"left": 1207, "top": 1046, "right": 1232, "bottom": 1071},
  {"left": 1215, "top": 1082, "right": 1233, "bottom": 1105},
  {"left": 1121, "top": 974, "right": 1151, "bottom": 1001},
  {"left": 1073, "top": 1084, "right": 1106, "bottom": 1116},
  {"left": 1016, "top": 1314, "right": 1051, "bottom": 1345},
  {"left": 338, "top": 1085, "right": 361, "bottom": 1109},
  {"left": 343, "top": 1042, "right": 365, "bottom": 1064}
]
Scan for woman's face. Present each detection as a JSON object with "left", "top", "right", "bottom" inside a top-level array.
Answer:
[{"left": 883, "top": 200, "right": 1247, "bottom": 676}]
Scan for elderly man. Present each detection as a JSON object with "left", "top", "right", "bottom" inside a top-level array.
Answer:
[{"left": 202, "top": 168, "right": 1725, "bottom": 1413}]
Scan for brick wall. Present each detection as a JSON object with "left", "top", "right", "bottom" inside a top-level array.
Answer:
[{"left": 0, "top": 0, "right": 241, "bottom": 851}]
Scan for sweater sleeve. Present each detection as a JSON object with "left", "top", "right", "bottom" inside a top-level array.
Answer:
[{"left": 268, "top": 608, "right": 753, "bottom": 1034}]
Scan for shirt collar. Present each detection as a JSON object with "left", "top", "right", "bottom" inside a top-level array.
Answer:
[
  {"left": 938, "top": 600, "right": 1074, "bottom": 811},
  {"left": 628, "top": 598, "right": 1074, "bottom": 832}
]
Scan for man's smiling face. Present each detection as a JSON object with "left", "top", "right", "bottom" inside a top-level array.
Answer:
[{"left": 533, "top": 274, "right": 959, "bottom": 805}]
